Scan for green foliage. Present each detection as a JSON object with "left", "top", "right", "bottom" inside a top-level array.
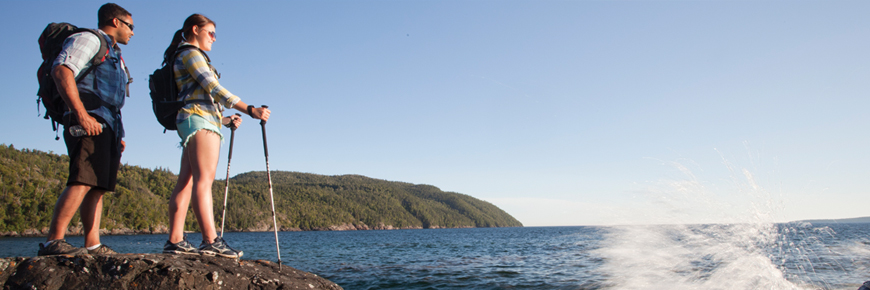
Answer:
[
  {"left": 0, "top": 144, "right": 522, "bottom": 234},
  {"left": 219, "top": 172, "right": 523, "bottom": 231},
  {"left": 0, "top": 144, "right": 70, "bottom": 233},
  {"left": 0, "top": 144, "right": 179, "bottom": 233}
]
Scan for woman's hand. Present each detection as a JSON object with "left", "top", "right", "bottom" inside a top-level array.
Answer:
[
  {"left": 233, "top": 102, "right": 271, "bottom": 122},
  {"left": 251, "top": 107, "right": 270, "bottom": 122},
  {"left": 222, "top": 114, "right": 242, "bottom": 129}
]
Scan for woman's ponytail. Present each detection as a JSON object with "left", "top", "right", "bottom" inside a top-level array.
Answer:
[{"left": 162, "top": 29, "right": 185, "bottom": 65}]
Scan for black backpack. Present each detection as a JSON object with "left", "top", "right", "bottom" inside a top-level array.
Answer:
[
  {"left": 37, "top": 23, "right": 108, "bottom": 139},
  {"left": 149, "top": 45, "right": 213, "bottom": 132}
]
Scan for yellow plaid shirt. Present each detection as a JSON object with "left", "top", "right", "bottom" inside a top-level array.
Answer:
[{"left": 173, "top": 42, "right": 240, "bottom": 127}]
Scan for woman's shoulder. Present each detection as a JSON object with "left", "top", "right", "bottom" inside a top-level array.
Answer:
[
  {"left": 177, "top": 46, "right": 200, "bottom": 55},
  {"left": 177, "top": 48, "right": 209, "bottom": 66},
  {"left": 176, "top": 42, "right": 203, "bottom": 55}
]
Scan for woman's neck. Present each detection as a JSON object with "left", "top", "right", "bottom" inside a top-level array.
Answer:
[{"left": 182, "top": 40, "right": 201, "bottom": 48}]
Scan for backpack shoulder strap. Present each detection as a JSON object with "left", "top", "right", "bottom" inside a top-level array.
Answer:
[
  {"left": 172, "top": 45, "right": 215, "bottom": 105},
  {"left": 174, "top": 45, "right": 209, "bottom": 63},
  {"left": 73, "top": 28, "right": 109, "bottom": 83}
]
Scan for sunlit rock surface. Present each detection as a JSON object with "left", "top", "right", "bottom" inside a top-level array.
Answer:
[{"left": 0, "top": 254, "right": 342, "bottom": 290}]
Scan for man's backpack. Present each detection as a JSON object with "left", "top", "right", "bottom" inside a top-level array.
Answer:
[
  {"left": 37, "top": 22, "right": 108, "bottom": 139},
  {"left": 149, "top": 45, "right": 212, "bottom": 132}
]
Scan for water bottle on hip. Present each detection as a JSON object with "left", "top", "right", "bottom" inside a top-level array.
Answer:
[{"left": 69, "top": 123, "right": 107, "bottom": 137}]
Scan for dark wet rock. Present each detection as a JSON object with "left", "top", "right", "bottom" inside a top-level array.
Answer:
[{"left": 0, "top": 254, "right": 342, "bottom": 290}]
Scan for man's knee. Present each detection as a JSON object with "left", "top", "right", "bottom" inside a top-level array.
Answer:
[
  {"left": 63, "top": 183, "right": 93, "bottom": 197},
  {"left": 85, "top": 189, "right": 107, "bottom": 201}
]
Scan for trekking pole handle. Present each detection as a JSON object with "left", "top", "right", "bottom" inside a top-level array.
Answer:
[
  {"left": 260, "top": 106, "right": 269, "bottom": 158},
  {"left": 259, "top": 105, "right": 269, "bottom": 125},
  {"left": 226, "top": 113, "right": 242, "bottom": 130}
]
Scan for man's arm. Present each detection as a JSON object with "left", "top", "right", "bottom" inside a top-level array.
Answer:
[{"left": 52, "top": 65, "right": 102, "bottom": 136}]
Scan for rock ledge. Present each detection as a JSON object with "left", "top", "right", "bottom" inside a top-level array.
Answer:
[{"left": 0, "top": 254, "right": 342, "bottom": 290}]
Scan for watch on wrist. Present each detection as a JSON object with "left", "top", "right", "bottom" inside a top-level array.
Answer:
[{"left": 247, "top": 105, "right": 254, "bottom": 117}]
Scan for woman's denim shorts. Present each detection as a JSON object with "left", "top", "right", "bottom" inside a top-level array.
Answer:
[{"left": 176, "top": 114, "right": 223, "bottom": 148}]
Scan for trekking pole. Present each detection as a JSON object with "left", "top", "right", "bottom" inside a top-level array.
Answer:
[
  {"left": 259, "top": 105, "right": 282, "bottom": 270},
  {"left": 220, "top": 113, "right": 241, "bottom": 238}
]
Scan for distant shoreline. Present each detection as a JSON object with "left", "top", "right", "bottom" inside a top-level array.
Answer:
[
  {"left": 0, "top": 224, "right": 513, "bottom": 238},
  {"left": 795, "top": 216, "right": 870, "bottom": 224}
]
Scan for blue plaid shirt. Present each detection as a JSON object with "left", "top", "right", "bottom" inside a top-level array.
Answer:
[{"left": 53, "top": 29, "right": 128, "bottom": 138}]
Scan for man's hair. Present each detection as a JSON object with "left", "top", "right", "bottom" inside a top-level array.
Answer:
[{"left": 97, "top": 3, "right": 131, "bottom": 28}]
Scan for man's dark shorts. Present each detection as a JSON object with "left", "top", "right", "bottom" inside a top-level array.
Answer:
[{"left": 63, "top": 115, "right": 121, "bottom": 191}]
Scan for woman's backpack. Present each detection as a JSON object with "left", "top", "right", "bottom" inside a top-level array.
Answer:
[{"left": 148, "top": 45, "right": 211, "bottom": 132}]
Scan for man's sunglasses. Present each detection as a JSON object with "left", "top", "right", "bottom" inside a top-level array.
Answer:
[{"left": 116, "top": 18, "right": 134, "bottom": 31}]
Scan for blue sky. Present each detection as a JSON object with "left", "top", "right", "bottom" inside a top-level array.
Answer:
[{"left": 3, "top": 0, "right": 870, "bottom": 226}]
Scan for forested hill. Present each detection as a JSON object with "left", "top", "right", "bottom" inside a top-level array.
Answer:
[{"left": 0, "top": 144, "right": 521, "bottom": 236}]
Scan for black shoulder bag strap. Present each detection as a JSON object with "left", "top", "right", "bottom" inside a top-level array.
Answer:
[
  {"left": 63, "top": 29, "right": 111, "bottom": 126},
  {"left": 174, "top": 45, "right": 215, "bottom": 107}
]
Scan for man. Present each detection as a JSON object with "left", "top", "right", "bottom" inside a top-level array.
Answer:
[{"left": 38, "top": 3, "right": 134, "bottom": 256}]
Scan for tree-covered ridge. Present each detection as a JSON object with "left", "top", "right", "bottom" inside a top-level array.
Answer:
[
  {"left": 0, "top": 144, "right": 521, "bottom": 235},
  {"left": 0, "top": 144, "right": 176, "bottom": 234},
  {"left": 220, "top": 172, "right": 523, "bottom": 231}
]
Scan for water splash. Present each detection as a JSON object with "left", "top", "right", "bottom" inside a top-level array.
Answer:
[
  {"left": 598, "top": 224, "right": 814, "bottom": 289},
  {"left": 596, "top": 153, "right": 849, "bottom": 289}
]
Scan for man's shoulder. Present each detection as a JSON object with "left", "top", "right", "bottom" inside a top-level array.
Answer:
[
  {"left": 65, "top": 29, "right": 111, "bottom": 57},
  {"left": 67, "top": 29, "right": 103, "bottom": 43},
  {"left": 62, "top": 30, "right": 105, "bottom": 54}
]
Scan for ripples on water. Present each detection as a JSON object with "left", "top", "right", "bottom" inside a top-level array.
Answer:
[{"left": 1, "top": 224, "right": 870, "bottom": 289}]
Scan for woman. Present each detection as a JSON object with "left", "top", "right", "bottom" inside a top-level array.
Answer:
[{"left": 162, "top": 14, "right": 270, "bottom": 258}]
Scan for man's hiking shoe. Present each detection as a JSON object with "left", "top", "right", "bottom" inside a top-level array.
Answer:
[
  {"left": 38, "top": 239, "right": 87, "bottom": 256},
  {"left": 164, "top": 238, "right": 199, "bottom": 255},
  {"left": 199, "top": 237, "right": 243, "bottom": 259},
  {"left": 88, "top": 244, "right": 118, "bottom": 255}
]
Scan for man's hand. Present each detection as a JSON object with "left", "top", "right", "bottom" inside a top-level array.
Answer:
[
  {"left": 76, "top": 113, "right": 103, "bottom": 136},
  {"left": 53, "top": 65, "right": 103, "bottom": 136},
  {"left": 120, "top": 140, "right": 126, "bottom": 153}
]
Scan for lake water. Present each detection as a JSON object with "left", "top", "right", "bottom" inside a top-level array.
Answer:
[{"left": 2, "top": 223, "right": 869, "bottom": 289}]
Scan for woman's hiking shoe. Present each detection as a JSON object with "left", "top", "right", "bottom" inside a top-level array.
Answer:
[
  {"left": 38, "top": 239, "right": 87, "bottom": 256},
  {"left": 199, "top": 237, "right": 243, "bottom": 259},
  {"left": 163, "top": 237, "right": 199, "bottom": 255},
  {"left": 88, "top": 244, "right": 118, "bottom": 255}
]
